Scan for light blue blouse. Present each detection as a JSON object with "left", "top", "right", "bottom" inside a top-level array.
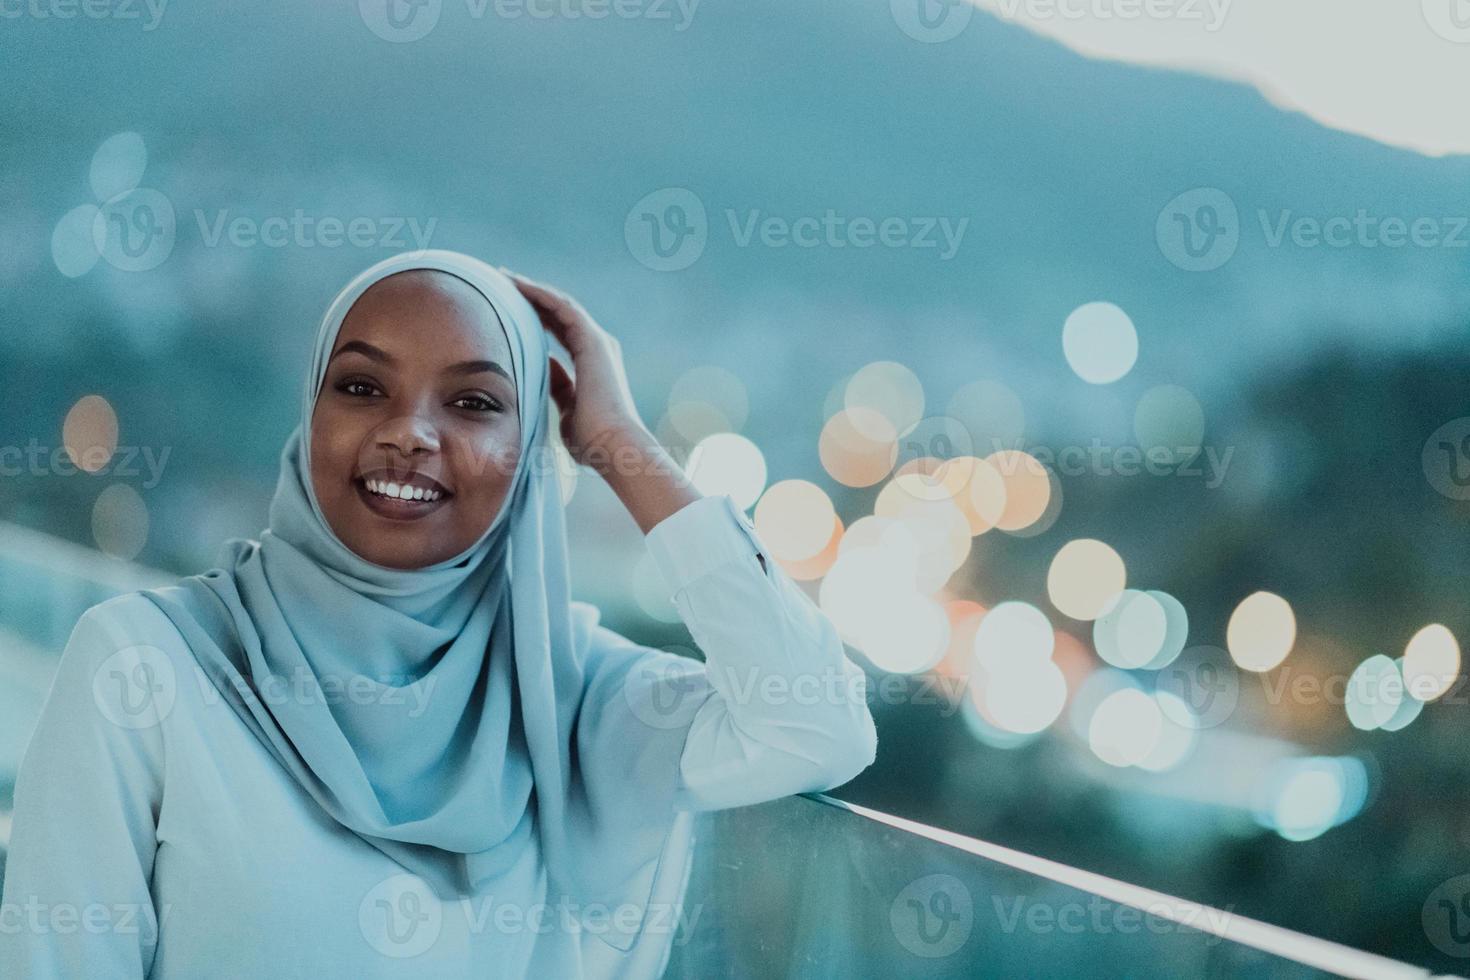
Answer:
[{"left": 0, "top": 493, "right": 878, "bottom": 979}]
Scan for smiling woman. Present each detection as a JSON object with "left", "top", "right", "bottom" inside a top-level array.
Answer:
[
  {"left": 308, "top": 269, "right": 524, "bottom": 569},
  {"left": 0, "top": 250, "right": 878, "bottom": 980}
]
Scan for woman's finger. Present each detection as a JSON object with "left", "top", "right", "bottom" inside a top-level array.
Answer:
[
  {"left": 509, "top": 284, "right": 585, "bottom": 352},
  {"left": 548, "top": 355, "right": 576, "bottom": 411},
  {"left": 501, "top": 268, "right": 604, "bottom": 352},
  {"left": 502, "top": 267, "right": 576, "bottom": 317}
]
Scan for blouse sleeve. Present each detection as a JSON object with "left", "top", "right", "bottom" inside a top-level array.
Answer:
[
  {"left": 641, "top": 493, "right": 878, "bottom": 811},
  {"left": 0, "top": 599, "right": 167, "bottom": 980}
]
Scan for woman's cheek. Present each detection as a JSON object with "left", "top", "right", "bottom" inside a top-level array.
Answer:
[
  {"left": 466, "top": 440, "right": 522, "bottom": 484},
  {"left": 310, "top": 410, "right": 353, "bottom": 467}
]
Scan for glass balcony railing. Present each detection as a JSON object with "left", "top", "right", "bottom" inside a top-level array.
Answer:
[
  {"left": 662, "top": 793, "right": 1430, "bottom": 979},
  {"left": 0, "top": 520, "right": 173, "bottom": 655},
  {"left": 0, "top": 522, "right": 1435, "bottom": 977}
]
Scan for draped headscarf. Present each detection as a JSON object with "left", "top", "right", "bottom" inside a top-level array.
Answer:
[{"left": 140, "top": 250, "right": 702, "bottom": 953}]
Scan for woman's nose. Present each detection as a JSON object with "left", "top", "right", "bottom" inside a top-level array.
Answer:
[{"left": 375, "top": 413, "right": 441, "bottom": 457}]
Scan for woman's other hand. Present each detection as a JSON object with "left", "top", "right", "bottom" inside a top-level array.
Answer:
[{"left": 502, "top": 268, "right": 646, "bottom": 471}]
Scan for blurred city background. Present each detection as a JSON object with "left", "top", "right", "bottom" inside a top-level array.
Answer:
[{"left": 3, "top": 0, "right": 1470, "bottom": 973}]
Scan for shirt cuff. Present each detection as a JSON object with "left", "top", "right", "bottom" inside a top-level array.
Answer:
[{"left": 644, "top": 494, "right": 766, "bottom": 597}]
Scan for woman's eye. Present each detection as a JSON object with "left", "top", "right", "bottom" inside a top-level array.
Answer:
[
  {"left": 337, "top": 378, "right": 381, "bottom": 398},
  {"left": 453, "top": 395, "right": 503, "bottom": 413}
]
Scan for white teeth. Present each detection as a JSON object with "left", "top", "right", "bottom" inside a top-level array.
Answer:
[{"left": 364, "top": 479, "right": 443, "bottom": 502}]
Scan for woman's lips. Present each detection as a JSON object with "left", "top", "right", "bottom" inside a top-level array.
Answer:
[{"left": 353, "top": 478, "right": 451, "bottom": 522}]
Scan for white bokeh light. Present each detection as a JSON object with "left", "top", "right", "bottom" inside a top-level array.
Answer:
[
  {"left": 1088, "top": 687, "right": 1162, "bottom": 767},
  {"left": 1403, "top": 623, "right": 1460, "bottom": 702},
  {"left": 1047, "top": 538, "right": 1127, "bottom": 621},
  {"left": 1136, "top": 691, "right": 1197, "bottom": 772},
  {"left": 1062, "top": 302, "right": 1138, "bottom": 385},
  {"left": 1344, "top": 654, "right": 1402, "bottom": 732},
  {"left": 981, "top": 658, "right": 1067, "bottom": 736},
  {"left": 972, "top": 601, "right": 1055, "bottom": 670},
  {"left": 1092, "top": 589, "right": 1168, "bottom": 670},
  {"left": 687, "top": 432, "right": 767, "bottom": 509},
  {"left": 1226, "top": 591, "right": 1296, "bottom": 672}
]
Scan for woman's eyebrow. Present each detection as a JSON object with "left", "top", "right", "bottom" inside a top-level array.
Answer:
[
  {"left": 447, "top": 359, "right": 514, "bottom": 384},
  {"left": 330, "top": 339, "right": 512, "bottom": 383},
  {"left": 330, "top": 339, "right": 395, "bottom": 365}
]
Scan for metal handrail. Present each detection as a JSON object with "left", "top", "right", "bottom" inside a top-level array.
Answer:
[{"left": 797, "top": 794, "right": 1428, "bottom": 980}]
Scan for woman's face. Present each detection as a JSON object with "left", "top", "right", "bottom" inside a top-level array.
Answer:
[{"left": 309, "top": 269, "right": 522, "bottom": 570}]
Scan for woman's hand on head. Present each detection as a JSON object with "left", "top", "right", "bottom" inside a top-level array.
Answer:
[
  {"left": 503, "top": 267, "right": 702, "bottom": 532},
  {"left": 502, "top": 269, "right": 648, "bottom": 469}
]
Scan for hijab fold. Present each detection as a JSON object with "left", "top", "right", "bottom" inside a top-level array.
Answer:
[{"left": 141, "top": 251, "right": 696, "bottom": 952}]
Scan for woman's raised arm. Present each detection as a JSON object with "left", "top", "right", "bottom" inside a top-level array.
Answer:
[
  {"left": 501, "top": 268, "right": 878, "bottom": 809},
  {"left": 642, "top": 492, "right": 879, "bottom": 810}
]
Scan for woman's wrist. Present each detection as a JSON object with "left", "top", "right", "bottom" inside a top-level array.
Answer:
[{"left": 590, "top": 424, "right": 702, "bottom": 535}]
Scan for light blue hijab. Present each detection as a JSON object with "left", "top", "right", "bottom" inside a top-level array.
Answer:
[{"left": 142, "top": 250, "right": 700, "bottom": 952}]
